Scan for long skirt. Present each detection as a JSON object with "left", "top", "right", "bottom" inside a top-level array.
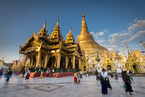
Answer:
[
  {"left": 25, "top": 73, "right": 30, "bottom": 79},
  {"left": 39, "top": 74, "right": 43, "bottom": 78},
  {"left": 101, "top": 81, "right": 108, "bottom": 94},
  {"left": 106, "top": 79, "right": 112, "bottom": 89},
  {"left": 6, "top": 75, "right": 11, "bottom": 82},
  {"left": 47, "top": 73, "right": 50, "bottom": 77},
  {"left": 96, "top": 75, "right": 99, "bottom": 80},
  {"left": 74, "top": 77, "right": 77, "bottom": 82},
  {"left": 125, "top": 82, "right": 133, "bottom": 92}
]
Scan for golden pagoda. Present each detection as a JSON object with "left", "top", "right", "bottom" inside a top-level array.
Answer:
[
  {"left": 77, "top": 13, "right": 116, "bottom": 70},
  {"left": 125, "top": 46, "right": 143, "bottom": 73},
  {"left": 19, "top": 19, "right": 83, "bottom": 72}
]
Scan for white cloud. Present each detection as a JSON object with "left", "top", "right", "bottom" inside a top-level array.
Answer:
[
  {"left": 99, "top": 32, "right": 104, "bottom": 36},
  {"left": 102, "top": 29, "right": 109, "bottom": 34},
  {"left": 97, "top": 38, "right": 106, "bottom": 43},
  {"left": 136, "top": 44, "right": 143, "bottom": 47},
  {"left": 128, "top": 30, "right": 145, "bottom": 41},
  {"left": 128, "top": 19, "right": 145, "bottom": 32}
]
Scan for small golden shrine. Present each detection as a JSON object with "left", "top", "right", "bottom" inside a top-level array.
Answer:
[
  {"left": 19, "top": 19, "right": 83, "bottom": 72},
  {"left": 81, "top": 53, "right": 89, "bottom": 73}
]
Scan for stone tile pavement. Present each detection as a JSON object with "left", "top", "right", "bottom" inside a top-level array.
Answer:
[{"left": 0, "top": 75, "right": 145, "bottom": 97}]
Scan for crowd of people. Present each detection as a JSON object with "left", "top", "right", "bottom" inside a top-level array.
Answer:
[{"left": 1, "top": 67, "right": 134, "bottom": 95}]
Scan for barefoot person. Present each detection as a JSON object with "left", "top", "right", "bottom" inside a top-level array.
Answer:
[{"left": 74, "top": 72, "right": 77, "bottom": 85}]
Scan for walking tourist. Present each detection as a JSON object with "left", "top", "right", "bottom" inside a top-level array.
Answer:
[
  {"left": 6, "top": 69, "right": 12, "bottom": 82},
  {"left": 110, "top": 71, "right": 114, "bottom": 78},
  {"left": 114, "top": 70, "right": 118, "bottom": 80},
  {"left": 129, "top": 70, "right": 133, "bottom": 81},
  {"left": 79, "top": 70, "right": 83, "bottom": 79},
  {"left": 22, "top": 69, "right": 25, "bottom": 78},
  {"left": 0, "top": 69, "right": 3, "bottom": 79},
  {"left": 77, "top": 72, "right": 81, "bottom": 84},
  {"left": 105, "top": 71, "right": 112, "bottom": 90},
  {"left": 124, "top": 71, "right": 133, "bottom": 95},
  {"left": 74, "top": 72, "right": 77, "bottom": 85},
  {"left": 95, "top": 69, "right": 99, "bottom": 80},
  {"left": 100, "top": 69, "right": 108, "bottom": 94},
  {"left": 39, "top": 70, "right": 43, "bottom": 78},
  {"left": 25, "top": 70, "right": 30, "bottom": 79}
]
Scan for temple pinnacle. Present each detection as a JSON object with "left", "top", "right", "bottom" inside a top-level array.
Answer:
[{"left": 70, "top": 26, "right": 72, "bottom": 34}]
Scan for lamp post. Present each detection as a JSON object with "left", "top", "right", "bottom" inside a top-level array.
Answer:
[{"left": 140, "top": 40, "right": 145, "bottom": 49}]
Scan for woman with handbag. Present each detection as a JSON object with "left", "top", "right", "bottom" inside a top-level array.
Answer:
[
  {"left": 100, "top": 69, "right": 108, "bottom": 94},
  {"left": 124, "top": 71, "right": 133, "bottom": 95}
]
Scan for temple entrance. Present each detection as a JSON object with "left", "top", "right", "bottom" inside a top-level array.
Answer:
[
  {"left": 75, "top": 64, "right": 79, "bottom": 72},
  {"left": 47, "top": 56, "right": 56, "bottom": 69},
  {"left": 60, "top": 56, "right": 65, "bottom": 72},
  {"left": 133, "top": 65, "right": 139, "bottom": 73},
  {"left": 83, "top": 66, "right": 86, "bottom": 71},
  {"left": 107, "top": 65, "right": 111, "bottom": 70},
  {"left": 68, "top": 58, "right": 72, "bottom": 72}
]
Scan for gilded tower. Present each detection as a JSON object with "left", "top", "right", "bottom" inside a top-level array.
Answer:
[{"left": 77, "top": 13, "right": 114, "bottom": 70}]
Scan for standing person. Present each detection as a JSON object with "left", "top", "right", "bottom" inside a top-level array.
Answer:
[
  {"left": 100, "top": 69, "right": 108, "bottom": 94},
  {"left": 74, "top": 72, "right": 77, "bottom": 85},
  {"left": 110, "top": 71, "right": 114, "bottom": 78},
  {"left": 79, "top": 70, "right": 83, "bottom": 79},
  {"left": 105, "top": 71, "right": 112, "bottom": 90},
  {"left": 95, "top": 69, "right": 99, "bottom": 80},
  {"left": 39, "top": 70, "right": 43, "bottom": 78},
  {"left": 129, "top": 70, "right": 133, "bottom": 81},
  {"left": 114, "top": 70, "right": 118, "bottom": 80},
  {"left": 25, "top": 70, "right": 30, "bottom": 79},
  {"left": 52, "top": 69, "right": 55, "bottom": 73},
  {"left": 22, "top": 70, "right": 25, "bottom": 78},
  {"left": 0, "top": 69, "right": 3, "bottom": 79},
  {"left": 77, "top": 72, "right": 81, "bottom": 84},
  {"left": 6, "top": 69, "right": 12, "bottom": 82},
  {"left": 124, "top": 71, "right": 133, "bottom": 95}
]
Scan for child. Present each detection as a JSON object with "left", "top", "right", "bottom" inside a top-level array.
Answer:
[
  {"left": 39, "top": 70, "right": 43, "bottom": 78},
  {"left": 74, "top": 72, "right": 77, "bottom": 85},
  {"left": 77, "top": 72, "right": 81, "bottom": 84}
]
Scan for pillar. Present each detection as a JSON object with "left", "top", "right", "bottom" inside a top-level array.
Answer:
[
  {"left": 65, "top": 56, "right": 68, "bottom": 72},
  {"left": 79, "top": 58, "right": 81, "bottom": 71},
  {"left": 72, "top": 55, "right": 75, "bottom": 72},
  {"left": 36, "top": 51, "right": 41, "bottom": 72},
  {"left": 22, "top": 54, "right": 27, "bottom": 70},
  {"left": 43, "top": 54, "right": 50, "bottom": 72},
  {"left": 56, "top": 53, "right": 61, "bottom": 72},
  {"left": 29, "top": 57, "right": 33, "bottom": 71}
]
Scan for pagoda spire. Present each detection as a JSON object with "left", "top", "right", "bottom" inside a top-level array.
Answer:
[
  {"left": 43, "top": 21, "right": 46, "bottom": 29},
  {"left": 127, "top": 46, "right": 131, "bottom": 58},
  {"left": 69, "top": 26, "right": 72, "bottom": 34},
  {"left": 56, "top": 18, "right": 59, "bottom": 26},
  {"left": 112, "top": 50, "right": 116, "bottom": 61},
  {"left": 121, "top": 49, "right": 127, "bottom": 62},
  {"left": 81, "top": 13, "right": 88, "bottom": 30}
]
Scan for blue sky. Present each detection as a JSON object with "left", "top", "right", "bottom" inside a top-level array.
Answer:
[{"left": 0, "top": 0, "right": 145, "bottom": 63}]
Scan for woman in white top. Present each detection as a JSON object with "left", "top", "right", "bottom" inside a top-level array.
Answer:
[{"left": 100, "top": 69, "right": 108, "bottom": 94}]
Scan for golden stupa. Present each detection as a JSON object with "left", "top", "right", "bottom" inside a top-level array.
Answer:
[{"left": 77, "top": 13, "right": 114, "bottom": 71}]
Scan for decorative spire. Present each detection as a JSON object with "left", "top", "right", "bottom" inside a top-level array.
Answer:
[
  {"left": 69, "top": 26, "right": 72, "bottom": 34},
  {"left": 113, "top": 50, "right": 116, "bottom": 61},
  {"left": 127, "top": 46, "right": 131, "bottom": 58},
  {"left": 43, "top": 21, "right": 46, "bottom": 29},
  {"left": 81, "top": 13, "right": 88, "bottom": 30},
  {"left": 121, "top": 49, "right": 127, "bottom": 62},
  {"left": 56, "top": 18, "right": 59, "bottom": 26}
]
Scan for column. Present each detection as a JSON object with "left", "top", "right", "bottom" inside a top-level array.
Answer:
[
  {"left": 43, "top": 54, "right": 50, "bottom": 72},
  {"left": 36, "top": 51, "right": 41, "bottom": 72},
  {"left": 72, "top": 55, "right": 75, "bottom": 72},
  {"left": 30, "top": 56, "right": 33, "bottom": 71},
  {"left": 79, "top": 58, "right": 81, "bottom": 71},
  {"left": 22, "top": 54, "right": 27, "bottom": 68},
  {"left": 65, "top": 56, "right": 68, "bottom": 72},
  {"left": 56, "top": 53, "right": 61, "bottom": 72}
]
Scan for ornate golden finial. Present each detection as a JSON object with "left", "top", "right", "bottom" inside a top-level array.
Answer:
[
  {"left": 57, "top": 18, "right": 59, "bottom": 26},
  {"left": 43, "top": 21, "right": 47, "bottom": 28},
  {"left": 70, "top": 26, "right": 72, "bottom": 34},
  {"left": 82, "top": 12, "right": 85, "bottom": 17},
  {"left": 127, "top": 46, "right": 131, "bottom": 58}
]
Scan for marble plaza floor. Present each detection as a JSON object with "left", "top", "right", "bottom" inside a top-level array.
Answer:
[{"left": 0, "top": 75, "right": 145, "bottom": 97}]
